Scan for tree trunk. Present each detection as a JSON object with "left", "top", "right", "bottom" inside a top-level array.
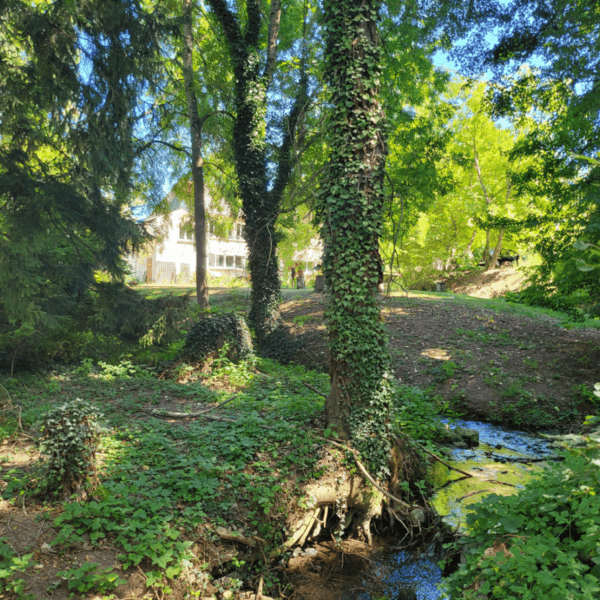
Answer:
[
  {"left": 466, "top": 228, "right": 477, "bottom": 257},
  {"left": 182, "top": 0, "right": 209, "bottom": 309},
  {"left": 489, "top": 229, "right": 504, "bottom": 270},
  {"left": 321, "top": 0, "right": 393, "bottom": 476},
  {"left": 207, "top": 0, "right": 307, "bottom": 347},
  {"left": 484, "top": 229, "right": 492, "bottom": 268}
]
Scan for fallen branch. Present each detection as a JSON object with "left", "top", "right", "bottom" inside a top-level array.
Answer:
[
  {"left": 484, "top": 479, "right": 518, "bottom": 488},
  {"left": 302, "top": 382, "right": 327, "bottom": 399},
  {"left": 144, "top": 409, "right": 237, "bottom": 422},
  {"left": 215, "top": 526, "right": 266, "bottom": 546},
  {"left": 145, "top": 394, "right": 239, "bottom": 420},
  {"left": 416, "top": 442, "right": 474, "bottom": 479},
  {"left": 457, "top": 489, "right": 491, "bottom": 502}
]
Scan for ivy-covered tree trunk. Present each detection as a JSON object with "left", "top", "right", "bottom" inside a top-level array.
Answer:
[
  {"left": 321, "top": 0, "right": 394, "bottom": 475},
  {"left": 206, "top": 0, "right": 306, "bottom": 347},
  {"left": 182, "top": 0, "right": 209, "bottom": 309}
]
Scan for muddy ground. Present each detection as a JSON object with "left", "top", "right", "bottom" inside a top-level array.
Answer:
[{"left": 283, "top": 268, "right": 600, "bottom": 430}]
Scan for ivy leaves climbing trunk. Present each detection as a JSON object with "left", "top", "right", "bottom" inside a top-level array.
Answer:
[
  {"left": 206, "top": 0, "right": 306, "bottom": 347},
  {"left": 320, "top": 0, "right": 394, "bottom": 475},
  {"left": 182, "top": 0, "right": 209, "bottom": 309}
]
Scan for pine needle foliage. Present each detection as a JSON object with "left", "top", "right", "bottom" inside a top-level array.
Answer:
[{"left": 0, "top": 0, "right": 168, "bottom": 354}]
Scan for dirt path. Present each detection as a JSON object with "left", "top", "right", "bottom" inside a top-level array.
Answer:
[{"left": 280, "top": 271, "right": 600, "bottom": 430}]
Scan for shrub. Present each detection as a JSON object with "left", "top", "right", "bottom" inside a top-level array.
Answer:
[
  {"left": 180, "top": 312, "right": 253, "bottom": 366},
  {"left": 35, "top": 399, "right": 102, "bottom": 499}
]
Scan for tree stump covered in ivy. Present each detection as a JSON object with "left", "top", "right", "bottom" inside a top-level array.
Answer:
[{"left": 180, "top": 312, "right": 253, "bottom": 366}]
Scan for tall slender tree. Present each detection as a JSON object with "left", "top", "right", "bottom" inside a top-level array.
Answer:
[
  {"left": 319, "top": 0, "right": 394, "bottom": 475},
  {"left": 182, "top": 0, "right": 210, "bottom": 309}
]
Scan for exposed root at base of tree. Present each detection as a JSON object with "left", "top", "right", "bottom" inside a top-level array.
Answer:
[{"left": 279, "top": 434, "right": 456, "bottom": 559}]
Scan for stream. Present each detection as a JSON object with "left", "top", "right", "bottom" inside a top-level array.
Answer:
[{"left": 288, "top": 419, "right": 558, "bottom": 600}]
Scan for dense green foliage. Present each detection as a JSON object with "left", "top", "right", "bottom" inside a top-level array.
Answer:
[
  {"left": 453, "top": 0, "right": 600, "bottom": 313},
  {"left": 0, "top": 282, "right": 192, "bottom": 371},
  {"left": 0, "top": 0, "right": 169, "bottom": 364},
  {"left": 445, "top": 432, "right": 600, "bottom": 599},
  {"left": 34, "top": 399, "right": 101, "bottom": 499},
  {"left": 1, "top": 358, "right": 331, "bottom": 595},
  {"left": 180, "top": 311, "right": 254, "bottom": 365},
  {"left": 1, "top": 1, "right": 599, "bottom": 596},
  {"left": 0, "top": 539, "right": 34, "bottom": 598}
]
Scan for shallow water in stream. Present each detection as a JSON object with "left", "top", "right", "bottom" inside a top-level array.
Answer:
[{"left": 289, "top": 420, "right": 558, "bottom": 600}]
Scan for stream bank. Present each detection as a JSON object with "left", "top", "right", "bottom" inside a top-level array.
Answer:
[{"left": 284, "top": 419, "right": 558, "bottom": 600}]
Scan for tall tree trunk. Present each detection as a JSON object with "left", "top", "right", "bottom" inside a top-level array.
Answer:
[
  {"left": 207, "top": 0, "right": 306, "bottom": 347},
  {"left": 182, "top": 0, "right": 209, "bottom": 309},
  {"left": 321, "top": 0, "right": 393, "bottom": 476},
  {"left": 490, "top": 229, "right": 504, "bottom": 268}
]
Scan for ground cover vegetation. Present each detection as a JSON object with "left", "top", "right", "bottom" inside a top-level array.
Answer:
[
  {"left": 0, "top": 311, "right": 451, "bottom": 598},
  {"left": 1, "top": 0, "right": 600, "bottom": 598},
  {"left": 0, "top": 285, "right": 598, "bottom": 598}
]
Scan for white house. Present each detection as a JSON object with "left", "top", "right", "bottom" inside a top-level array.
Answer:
[{"left": 127, "top": 192, "right": 322, "bottom": 284}]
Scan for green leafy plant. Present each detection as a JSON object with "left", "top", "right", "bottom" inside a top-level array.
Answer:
[
  {"left": 444, "top": 433, "right": 600, "bottom": 599},
  {"left": 56, "top": 562, "right": 125, "bottom": 596},
  {"left": 98, "top": 357, "right": 152, "bottom": 380},
  {"left": 574, "top": 239, "right": 600, "bottom": 272},
  {"left": 0, "top": 539, "right": 34, "bottom": 598},
  {"left": 572, "top": 383, "right": 600, "bottom": 407},
  {"left": 431, "top": 360, "right": 459, "bottom": 382},
  {"left": 35, "top": 399, "right": 102, "bottom": 499}
]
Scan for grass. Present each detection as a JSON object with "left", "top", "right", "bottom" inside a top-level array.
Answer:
[
  {"left": 389, "top": 289, "right": 600, "bottom": 329},
  {"left": 2, "top": 284, "right": 598, "bottom": 597},
  {"left": 0, "top": 340, "right": 451, "bottom": 597}
]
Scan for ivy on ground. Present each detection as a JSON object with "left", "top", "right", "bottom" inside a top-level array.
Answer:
[{"left": 320, "top": 0, "right": 394, "bottom": 477}]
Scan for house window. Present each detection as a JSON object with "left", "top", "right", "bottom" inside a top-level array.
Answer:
[
  {"left": 236, "top": 223, "right": 245, "bottom": 239},
  {"left": 226, "top": 256, "right": 234, "bottom": 268},
  {"left": 235, "top": 256, "right": 244, "bottom": 269},
  {"left": 209, "top": 220, "right": 216, "bottom": 235},
  {"left": 218, "top": 255, "right": 225, "bottom": 267},
  {"left": 179, "top": 225, "right": 194, "bottom": 241}
]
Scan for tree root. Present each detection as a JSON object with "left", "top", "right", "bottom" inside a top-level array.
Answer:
[
  {"left": 280, "top": 507, "right": 322, "bottom": 552},
  {"left": 309, "top": 505, "right": 328, "bottom": 542},
  {"left": 316, "top": 436, "right": 414, "bottom": 513},
  {"left": 298, "top": 507, "right": 322, "bottom": 547}
]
